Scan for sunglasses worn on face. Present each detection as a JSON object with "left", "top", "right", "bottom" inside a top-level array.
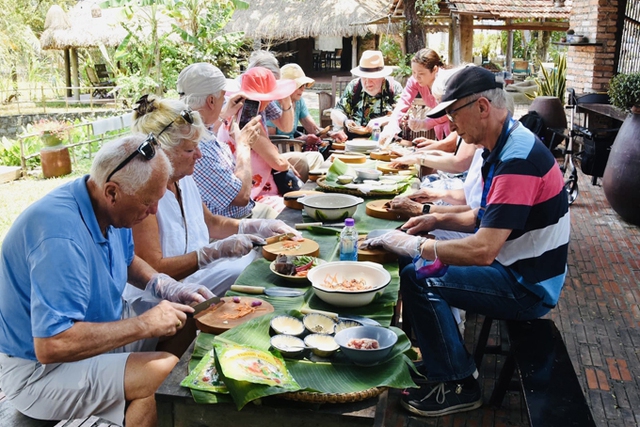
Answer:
[{"left": 105, "top": 109, "right": 193, "bottom": 183}]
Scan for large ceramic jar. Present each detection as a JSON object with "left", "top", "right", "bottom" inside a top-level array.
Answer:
[{"left": 602, "top": 112, "right": 640, "bottom": 225}]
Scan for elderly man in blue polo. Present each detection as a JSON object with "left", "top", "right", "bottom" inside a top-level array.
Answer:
[
  {"left": 363, "top": 65, "right": 570, "bottom": 417},
  {"left": 330, "top": 50, "right": 404, "bottom": 142}
]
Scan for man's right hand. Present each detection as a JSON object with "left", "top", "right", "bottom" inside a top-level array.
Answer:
[
  {"left": 141, "top": 300, "right": 191, "bottom": 337},
  {"left": 231, "top": 116, "right": 261, "bottom": 147},
  {"left": 331, "top": 130, "right": 348, "bottom": 142},
  {"left": 401, "top": 215, "right": 439, "bottom": 235},
  {"left": 408, "top": 188, "right": 445, "bottom": 204},
  {"left": 197, "top": 234, "right": 265, "bottom": 267}
]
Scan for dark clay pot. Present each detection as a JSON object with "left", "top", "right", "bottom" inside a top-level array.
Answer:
[
  {"left": 528, "top": 96, "right": 567, "bottom": 145},
  {"left": 602, "top": 113, "right": 640, "bottom": 225}
]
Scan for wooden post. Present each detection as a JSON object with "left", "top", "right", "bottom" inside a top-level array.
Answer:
[
  {"left": 65, "top": 49, "right": 72, "bottom": 98},
  {"left": 351, "top": 35, "right": 357, "bottom": 69},
  {"left": 459, "top": 15, "right": 474, "bottom": 64},
  {"left": 506, "top": 22, "right": 514, "bottom": 73},
  {"left": 70, "top": 48, "right": 80, "bottom": 101}
]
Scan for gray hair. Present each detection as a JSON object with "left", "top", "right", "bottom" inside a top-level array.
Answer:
[
  {"left": 248, "top": 50, "right": 280, "bottom": 79},
  {"left": 182, "top": 92, "right": 220, "bottom": 111},
  {"left": 89, "top": 133, "right": 173, "bottom": 195},
  {"left": 474, "top": 87, "right": 510, "bottom": 112},
  {"left": 131, "top": 94, "right": 207, "bottom": 151}
]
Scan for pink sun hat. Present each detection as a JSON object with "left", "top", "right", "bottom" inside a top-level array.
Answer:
[{"left": 226, "top": 67, "right": 296, "bottom": 101}]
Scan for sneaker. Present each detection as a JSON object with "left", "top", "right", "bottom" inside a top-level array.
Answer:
[{"left": 401, "top": 376, "right": 482, "bottom": 417}]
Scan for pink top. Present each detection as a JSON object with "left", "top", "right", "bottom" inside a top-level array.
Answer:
[{"left": 388, "top": 76, "right": 450, "bottom": 140}]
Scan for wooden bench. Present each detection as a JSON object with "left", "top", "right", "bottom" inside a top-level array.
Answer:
[{"left": 474, "top": 317, "right": 596, "bottom": 427}]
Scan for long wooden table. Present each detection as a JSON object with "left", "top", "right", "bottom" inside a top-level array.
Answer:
[{"left": 156, "top": 193, "right": 407, "bottom": 427}]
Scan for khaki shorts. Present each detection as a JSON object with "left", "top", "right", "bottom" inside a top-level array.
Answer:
[{"left": 0, "top": 299, "right": 157, "bottom": 426}]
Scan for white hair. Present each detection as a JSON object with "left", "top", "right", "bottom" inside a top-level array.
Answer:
[
  {"left": 248, "top": 50, "right": 280, "bottom": 79},
  {"left": 90, "top": 134, "right": 173, "bottom": 195}
]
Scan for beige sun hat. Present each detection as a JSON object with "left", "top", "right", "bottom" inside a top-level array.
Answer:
[
  {"left": 351, "top": 50, "right": 393, "bottom": 78},
  {"left": 280, "top": 63, "right": 315, "bottom": 89}
]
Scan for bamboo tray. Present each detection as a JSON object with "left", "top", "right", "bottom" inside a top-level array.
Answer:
[
  {"left": 316, "top": 177, "right": 407, "bottom": 196},
  {"left": 279, "top": 386, "right": 386, "bottom": 403}
]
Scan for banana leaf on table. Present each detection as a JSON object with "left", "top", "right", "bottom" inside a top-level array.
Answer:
[
  {"left": 323, "top": 158, "right": 416, "bottom": 196},
  {"left": 186, "top": 313, "right": 416, "bottom": 409}
]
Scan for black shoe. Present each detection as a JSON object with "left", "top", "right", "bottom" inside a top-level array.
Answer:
[{"left": 401, "top": 376, "right": 482, "bottom": 417}]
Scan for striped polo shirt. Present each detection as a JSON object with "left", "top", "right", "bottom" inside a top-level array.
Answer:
[{"left": 480, "top": 119, "right": 570, "bottom": 307}]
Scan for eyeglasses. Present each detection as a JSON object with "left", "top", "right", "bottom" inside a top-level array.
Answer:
[
  {"left": 105, "top": 109, "right": 193, "bottom": 183},
  {"left": 445, "top": 98, "right": 478, "bottom": 122}
]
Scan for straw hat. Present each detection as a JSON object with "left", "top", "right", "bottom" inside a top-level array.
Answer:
[
  {"left": 351, "top": 50, "right": 393, "bottom": 78},
  {"left": 280, "top": 63, "right": 314, "bottom": 89},
  {"left": 229, "top": 67, "right": 296, "bottom": 101}
]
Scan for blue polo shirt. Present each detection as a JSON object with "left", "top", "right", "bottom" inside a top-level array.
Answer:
[{"left": 0, "top": 176, "right": 134, "bottom": 360}]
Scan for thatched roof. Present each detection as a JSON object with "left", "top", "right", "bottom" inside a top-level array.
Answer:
[
  {"left": 40, "top": 2, "right": 176, "bottom": 50},
  {"left": 226, "top": 0, "right": 403, "bottom": 40}
]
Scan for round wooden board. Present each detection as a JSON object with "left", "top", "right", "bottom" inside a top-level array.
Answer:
[
  {"left": 365, "top": 199, "right": 398, "bottom": 220},
  {"left": 369, "top": 151, "right": 399, "bottom": 162},
  {"left": 283, "top": 190, "right": 323, "bottom": 210},
  {"left": 357, "top": 236, "right": 397, "bottom": 263},
  {"left": 332, "top": 152, "right": 367, "bottom": 164},
  {"left": 376, "top": 162, "right": 408, "bottom": 174},
  {"left": 195, "top": 297, "right": 274, "bottom": 334},
  {"left": 262, "top": 238, "right": 320, "bottom": 261},
  {"left": 332, "top": 142, "right": 346, "bottom": 150}
]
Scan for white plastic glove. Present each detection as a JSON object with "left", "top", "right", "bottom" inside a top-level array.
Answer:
[
  {"left": 238, "top": 219, "right": 301, "bottom": 239},
  {"left": 145, "top": 273, "right": 214, "bottom": 305},
  {"left": 197, "top": 234, "right": 265, "bottom": 268},
  {"left": 360, "top": 230, "right": 426, "bottom": 258},
  {"left": 408, "top": 117, "right": 433, "bottom": 132}
]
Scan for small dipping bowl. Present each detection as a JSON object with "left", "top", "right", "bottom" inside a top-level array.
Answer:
[
  {"left": 355, "top": 168, "right": 383, "bottom": 180},
  {"left": 304, "top": 333, "right": 339, "bottom": 357},
  {"left": 337, "top": 175, "right": 353, "bottom": 184},
  {"left": 335, "top": 319, "right": 363, "bottom": 334},
  {"left": 303, "top": 313, "right": 336, "bottom": 335},
  {"left": 270, "top": 315, "right": 305, "bottom": 337},
  {"left": 270, "top": 334, "right": 305, "bottom": 358}
]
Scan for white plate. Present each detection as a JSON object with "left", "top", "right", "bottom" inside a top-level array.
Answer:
[{"left": 270, "top": 257, "right": 326, "bottom": 282}]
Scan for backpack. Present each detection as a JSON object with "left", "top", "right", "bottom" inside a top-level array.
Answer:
[{"left": 519, "top": 111, "right": 546, "bottom": 142}]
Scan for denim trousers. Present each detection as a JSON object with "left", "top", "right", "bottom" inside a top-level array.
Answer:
[{"left": 400, "top": 260, "right": 551, "bottom": 383}]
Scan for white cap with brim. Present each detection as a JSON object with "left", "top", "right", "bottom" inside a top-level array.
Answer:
[
  {"left": 350, "top": 50, "right": 394, "bottom": 78},
  {"left": 177, "top": 63, "right": 226, "bottom": 97},
  {"left": 280, "top": 63, "right": 315, "bottom": 88},
  {"left": 427, "top": 66, "right": 504, "bottom": 118}
]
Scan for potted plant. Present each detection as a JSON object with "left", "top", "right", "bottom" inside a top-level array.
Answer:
[
  {"left": 525, "top": 55, "right": 568, "bottom": 139},
  {"left": 31, "top": 119, "right": 73, "bottom": 178},
  {"left": 602, "top": 72, "right": 640, "bottom": 225},
  {"left": 33, "top": 119, "right": 72, "bottom": 147}
]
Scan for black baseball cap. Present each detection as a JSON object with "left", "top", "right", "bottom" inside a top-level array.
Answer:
[{"left": 427, "top": 66, "right": 504, "bottom": 118}]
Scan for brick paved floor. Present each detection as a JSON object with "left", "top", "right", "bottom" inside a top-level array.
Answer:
[{"left": 382, "top": 168, "right": 640, "bottom": 426}]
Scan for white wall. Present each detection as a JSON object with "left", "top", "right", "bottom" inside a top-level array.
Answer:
[{"left": 315, "top": 36, "right": 342, "bottom": 51}]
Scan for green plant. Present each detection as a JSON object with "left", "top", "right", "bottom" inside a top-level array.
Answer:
[
  {"left": 379, "top": 36, "right": 411, "bottom": 80},
  {"left": 415, "top": 0, "right": 440, "bottom": 18},
  {"left": 0, "top": 136, "right": 40, "bottom": 168},
  {"left": 31, "top": 119, "right": 72, "bottom": 139},
  {"left": 608, "top": 73, "right": 640, "bottom": 112},
  {"left": 526, "top": 54, "right": 566, "bottom": 103}
]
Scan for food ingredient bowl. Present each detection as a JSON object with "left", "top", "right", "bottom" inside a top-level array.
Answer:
[
  {"left": 334, "top": 326, "right": 398, "bottom": 366},
  {"left": 270, "top": 334, "right": 305, "bottom": 358},
  {"left": 335, "top": 319, "right": 363, "bottom": 333},
  {"left": 297, "top": 194, "right": 364, "bottom": 221},
  {"left": 307, "top": 261, "right": 391, "bottom": 307},
  {"left": 304, "top": 333, "right": 339, "bottom": 357},
  {"left": 270, "top": 315, "right": 305, "bottom": 336},
  {"left": 354, "top": 168, "right": 382, "bottom": 180},
  {"left": 303, "top": 313, "right": 336, "bottom": 334},
  {"left": 337, "top": 175, "right": 354, "bottom": 184}
]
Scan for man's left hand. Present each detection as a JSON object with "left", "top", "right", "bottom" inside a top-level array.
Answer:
[
  {"left": 360, "top": 230, "right": 424, "bottom": 258},
  {"left": 146, "top": 273, "right": 214, "bottom": 305},
  {"left": 386, "top": 197, "right": 423, "bottom": 219}
]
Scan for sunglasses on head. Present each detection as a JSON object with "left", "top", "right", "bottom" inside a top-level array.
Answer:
[{"left": 105, "top": 109, "right": 193, "bottom": 183}]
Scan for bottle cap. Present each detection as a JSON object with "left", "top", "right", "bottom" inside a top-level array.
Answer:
[{"left": 345, "top": 218, "right": 355, "bottom": 226}]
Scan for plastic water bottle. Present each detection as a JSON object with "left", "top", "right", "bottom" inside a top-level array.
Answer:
[
  {"left": 339, "top": 218, "right": 358, "bottom": 261},
  {"left": 371, "top": 122, "right": 381, "bottom": 142}
]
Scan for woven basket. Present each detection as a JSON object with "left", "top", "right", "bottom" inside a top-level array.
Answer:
[
  {"left": 278, "top": 386, "right": 386, "bottom": 403},
  {"left": 315, "top": 177, "right": 405, "bottom": 196}
]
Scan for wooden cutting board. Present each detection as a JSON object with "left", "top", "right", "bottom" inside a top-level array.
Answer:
[
  {"left": 365, "top": 199, "right": 399, "bottom": 220},
  {"left": 332, "top": 141, "right": 346, "bottom": 150},
  {"left": 262, "top": 238, "right": 320, "bottom": 261},
  {"left": 195, "top": 297, "right": 274, "bottom": 334},
  {"left": 357, "top": 236, "right": 397, "bottom": 263},
  {"left": 369, "top": 150, "right": 400, "bottom": 162},
  {"left": 331, "top": 152, "right": 367, "bottom": 164},
  {"left": 376, "top": 162, "right": 408, "bottom": 174},
  {"left": 283, "top": 190, "right": 323, "bottom": 210}
]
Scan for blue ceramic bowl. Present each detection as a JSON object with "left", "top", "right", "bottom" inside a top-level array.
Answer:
[{"left": 334, "top": 326, "right": 397, "bottom": 366}]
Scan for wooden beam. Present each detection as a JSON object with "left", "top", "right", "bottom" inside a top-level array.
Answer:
[{"left": 473, "top": 22, "right": 569, "bottom": 31}]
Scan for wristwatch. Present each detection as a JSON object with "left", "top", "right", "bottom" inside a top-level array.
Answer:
[{"left": 422, "top": 204, "right": 431, "bottom": 214}]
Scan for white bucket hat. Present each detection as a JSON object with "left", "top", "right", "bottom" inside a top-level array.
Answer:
[{"left": 351, "top": 50, "right": 393, "bottom": 78}]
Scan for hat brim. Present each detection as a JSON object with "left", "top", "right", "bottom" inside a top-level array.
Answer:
[
  {"left": 226, "top": 79, "right": 297, "bottom": 101},
  {"left": 426, "top": 99, "right": 457, "bottom": 118},
  {"left": 350, "top": 66, "right": 394, "bottom": 78},
  {"left": 294, "top": 76, "right": 315, "bottom": 88}
]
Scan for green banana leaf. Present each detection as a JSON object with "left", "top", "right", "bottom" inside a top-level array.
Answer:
[
  {"left": 299, "top": 202, "right": 406, "bottom": 234},
  {"left": 323, "top": 159, "right": 415, "bottom": 195},
  {"left": 187, "top": 312, "right": 416, "bottom": 409}
]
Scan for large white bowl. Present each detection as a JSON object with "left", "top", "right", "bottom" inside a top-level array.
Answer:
[
  {"left": 307, "top": 261, "right": 391, "bottom": 307},
  {"left": 297, "top": 194, "right": 364, "bottom": 222}
]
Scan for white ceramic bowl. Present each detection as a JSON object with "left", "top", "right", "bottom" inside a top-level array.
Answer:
[
  {"left": 297, "top": 194, "right": 364, "bottom": 221},
  {"left": 304, "top": 333, "right": 339, "bottom": 357},
  {"left": 354, "top": 168, "right": 382, "bottom": 180},
  {"left": 346, "top": 139, "right": 379, "bottom": 153},
  {"left": 337, "top": 175, "right": 354, "bottom": 184},
  {"left": 334, "top": 326, "right": 398, "bottom": 366},
  {"left": 307, "top": 261, "right": 391, "bottom": 307}
]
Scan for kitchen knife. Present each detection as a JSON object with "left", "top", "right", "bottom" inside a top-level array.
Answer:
[
  {"left": 295, "top": 222, "right": 344, "bottom": 229},
  {"left": 188, "top": 296, "right": 223, "bottom": 317},
  {"left": 230, "top": 284, "right": 305, "bottom": 297}
]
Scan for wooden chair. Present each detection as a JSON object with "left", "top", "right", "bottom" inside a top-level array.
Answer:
[
  {"left": 86, "top": 66, "right": 115, "bottom": 99},
  {"left": 317, "top": 75, "right": 353, "bottom": 128},
  {"left": 270, "top": 135, "right": 304, "bottom": 154}
]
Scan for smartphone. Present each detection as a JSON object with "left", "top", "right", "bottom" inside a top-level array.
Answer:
[{"left": 238, "top": 99, "right": 260, "bottom": 129}]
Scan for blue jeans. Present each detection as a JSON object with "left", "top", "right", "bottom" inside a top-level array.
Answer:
[{"left": 400, "top": 261, "right": 551, "bottom": 383}]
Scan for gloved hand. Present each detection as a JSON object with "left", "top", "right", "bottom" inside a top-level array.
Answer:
[
  {"left": 414, "top": 255, "right": 449, "bottom": 279},
  {"left": 238, "top": 219, "right": 301, "bottom": 239},
  {"left": 360, "top": 230, "right": 426, "bottom": 258},
  {"left": 197, "top": 234, "right": 265, "bottom": 268},
  {"left": 145, "top": 273, "right": 214, "bottom": 305},
  {"left": 408, "top": 117, "right": 433, "bottom": 132}
]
